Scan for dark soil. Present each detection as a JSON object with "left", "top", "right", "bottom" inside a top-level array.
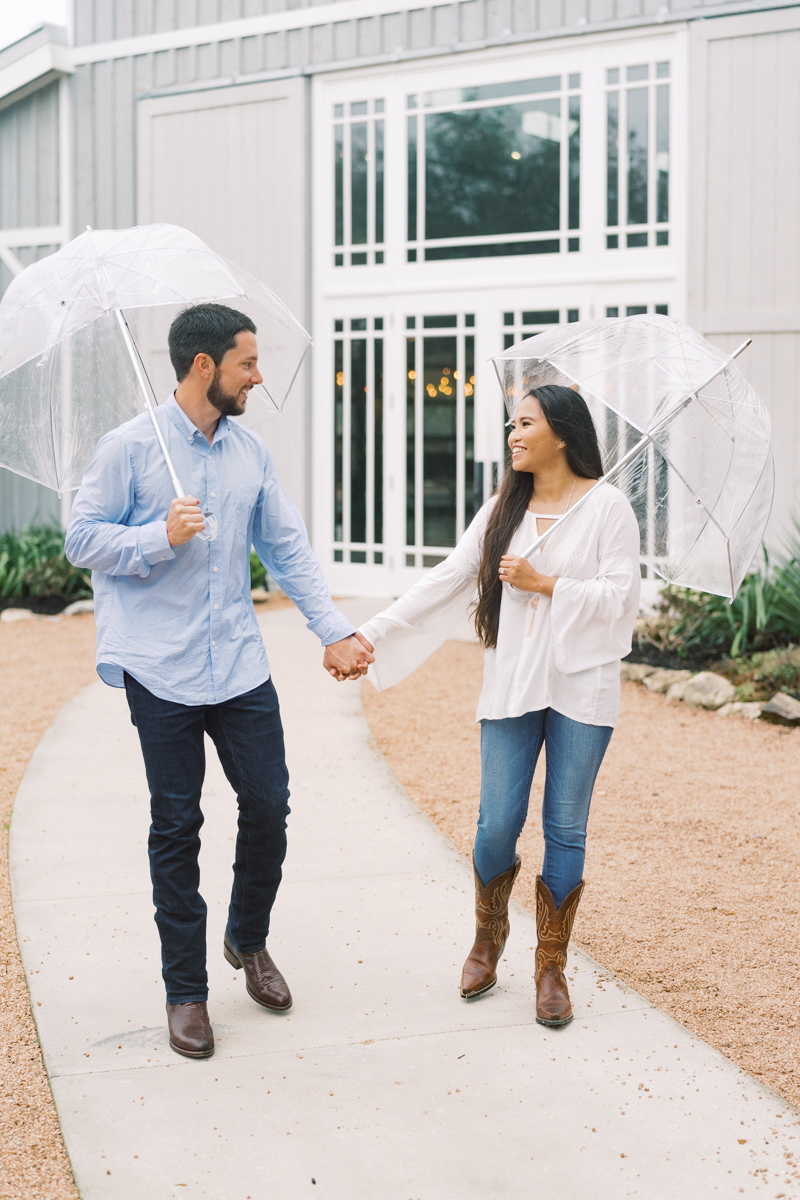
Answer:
[{"left": 0, "top": 595, "right": 84, "bottom": 616}]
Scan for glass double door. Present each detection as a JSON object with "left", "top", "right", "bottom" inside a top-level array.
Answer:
[{"left": 330, "top": 310, "right": 486, "bottom": 581}]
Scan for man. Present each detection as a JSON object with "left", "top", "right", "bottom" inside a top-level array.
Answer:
[{"left": 66, "top": 303, "right": 373, "bottom": 1059}]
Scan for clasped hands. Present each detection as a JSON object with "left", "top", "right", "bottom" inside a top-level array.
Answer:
[
  {"left": 498, "top": 555, "right": 557, "bottom": 598},
  {"left": 323, "top": 631, "right": 375, "bottom": 682}
]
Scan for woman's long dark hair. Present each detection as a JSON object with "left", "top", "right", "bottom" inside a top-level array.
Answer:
[{"left": 473, "top": 385, "right": 604, "bottom": 649}]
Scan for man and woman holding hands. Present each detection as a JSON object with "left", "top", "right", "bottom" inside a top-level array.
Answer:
[{"left": 67, "top": 303, "right": 639, "bottom": 1058}]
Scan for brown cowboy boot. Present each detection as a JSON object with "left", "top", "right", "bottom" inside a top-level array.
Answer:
[
  {"left": 535, "top": 875, "right": 584, "bottom": 1027},
  {"left": 460, "top": 855, "right": 522, "bottom": 999}
]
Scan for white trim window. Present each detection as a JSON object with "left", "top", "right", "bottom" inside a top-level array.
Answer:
[
  {"left": 333, "top": 99, "right": 385, "bottom": 268},
  {"left": 404, "top": 311, "right": 478, "bottom": 566},
  {"left": 333, "top": 316, "right": 385, "bottom": 564},
  {"left": 605, "top": 61, "right": 670, "bottom": 250},
  {"left": 405, "top": 73, "right": 581, "bottom": 264}
]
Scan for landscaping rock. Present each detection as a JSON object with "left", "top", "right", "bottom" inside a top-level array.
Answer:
[
  {"left": 620, "top": 662, "right": 657, "bottom": 683},
  {"left": 0, "top": 608, "right": 35, "bottom": 623},
  {"left": 717, "top": 701, "right": 764, "bottom": 720},
  {"left": 643, "top": 668, "right": 693, "bottom": 694},
  {"left": 672, "top": 671, "right": 736, "bottom": 710},
  {"left": 760, "top": 692, "right": 800, "bottom": 726},
  {"left": 62, "top": 599, "right": 94, "bottom": 615}
]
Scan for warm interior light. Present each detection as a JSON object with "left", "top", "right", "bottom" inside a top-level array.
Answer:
[
  {"left": 335, "top": 371, "right": 344, "bottom": 386},
  {"left": 408, "top": 370, "right": 416, "bottom": 379},
  {"left": 511, "top": 150, "right": 522, "bottom": 160}
]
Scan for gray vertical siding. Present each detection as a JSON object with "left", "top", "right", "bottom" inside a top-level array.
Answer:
[
  {"left": 0, "top": 86, "right": 62, "bottom": 530},
  {"left": 0, "top": 82, "right": 60, "bottom": 229}
]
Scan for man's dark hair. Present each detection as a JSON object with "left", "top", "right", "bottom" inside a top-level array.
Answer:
[{"left": 168, "top": 304, "right": 257, "bottom": 382}]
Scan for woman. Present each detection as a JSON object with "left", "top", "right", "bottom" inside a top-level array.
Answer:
[{"left": 357, "top": 385, "right": 640, "bottom": 1027}]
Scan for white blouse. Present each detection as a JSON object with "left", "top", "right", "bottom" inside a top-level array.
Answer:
[{"left": 359, "top": 482, "right": 641, "bottom": 728}]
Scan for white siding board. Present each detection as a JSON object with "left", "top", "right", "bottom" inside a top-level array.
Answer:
[{"left": 137, "top": 78, "right": 310, "bottom": 514}]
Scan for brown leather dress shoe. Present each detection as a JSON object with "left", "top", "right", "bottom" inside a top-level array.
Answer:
[
  {"left": 534, "top": 876, "right": 584, "bottom": 1028},
  {"left": 166, "top": 1001, "right": 215, "bottom": 1058},
  {"left": 460, "top": 855, "right": 522, "bottom": 999},
  {"left": 224, "top": 932, "right": 292, "bottom": 1011}
]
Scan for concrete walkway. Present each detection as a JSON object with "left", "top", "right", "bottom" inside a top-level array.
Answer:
[{"left": 10, "top": 603, "right": 799, "bottom": 1199}]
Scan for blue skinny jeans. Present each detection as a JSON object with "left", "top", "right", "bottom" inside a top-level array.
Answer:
[{"left": 475, "top": 708, "right": 613, "bottom": 907}]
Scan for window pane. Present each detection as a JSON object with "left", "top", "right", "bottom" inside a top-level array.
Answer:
[
  {"left": 626, "top": 88, "right": 648, "bottom": 226},
  {"left": 351, "top": 123, "right": 368, "bottom": 245},
  {"left": 465, "top": 336, "right": 476, "bottom": 528},
  {"left": 374, "top": 338, "right": 383, "bottom": 545},
  {"left": 407, "top": 116, "right": 417, "bottom": 241},
  {"left": 406, "top": 338, "right": 415, "bottom": 544},
  {"left": 423, "top": 337, "right": 458, "bottom": 547},
  {"left": 607, "top": 68, "right": 619, "bottom": 85},
  {"left": 334, "top": 340, "right": 343, "bottom": 541},
  {"left": 522, "top": 310, "right": 559, "bottom": 323},
  {"left": 606, "top": 92, "right": 619, "bottom": 227},
  {"left": 627, "top": 64, "right": 648, "bottom": 82},
  {"left": 425, "top": 100, "right": 560, "bottom": 240},
  {"left": 351, "top": 101, "right": 368, "bottom": 116},
  {"left": 423, "top": 314, "right": 457, "bottom": 328},
  {"left": 626, "top": 306, "right": 647, "bottom": 315},
  {"left": 425, "top": 77, "right": 560, "bottom": 107},
  {"left": 350, "top": 340, "right": 367, "bottom": 543},
  {"left": 334, "top": 125, "right": 344, "bottom": 246},
  {"left": 656, "top": 61, "right": 670, "bottom": 78},
  {"left": 375, "top": 119, "right": 385, "bottom": 244},
  {"left": 425, "top": 240, "right": 559, "bottom": 260},
  {"left": 568, "top": 72, "right": 580, "bottom": 89},
  {"left": 568, "top": 95, "right": 580, "bottom": 230},
  {"left": 656, "top": 85, "right": 669, "bottom": 224}
]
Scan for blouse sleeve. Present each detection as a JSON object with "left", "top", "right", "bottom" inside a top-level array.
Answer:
[
  {"left": 549, "top": 494, "right": 641, "bottom": 675},
  {"left": 359, "top": 504, "right": 490, "bottom": 691}
]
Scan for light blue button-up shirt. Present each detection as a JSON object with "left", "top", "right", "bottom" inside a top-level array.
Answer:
[{"left": 66, "top": 394, "right": 355, "bottom": 705}]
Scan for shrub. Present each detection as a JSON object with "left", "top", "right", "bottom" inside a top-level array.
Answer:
[
  {"left": 249, "top": 551, "right": 267, "bottom": 590},
  {"left": 638, "top": 523, "right": 800, "bottom": 661},
  {"left": 0, "top": 526, "right": 92, "bottom": 601}
]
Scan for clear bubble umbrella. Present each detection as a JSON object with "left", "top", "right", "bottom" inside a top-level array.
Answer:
[
  {"left": 493, "top": 314, "right": 774, "bottom": 600},
  {"left": 0, "top": 223, "right": 311, "bottom": 520}
]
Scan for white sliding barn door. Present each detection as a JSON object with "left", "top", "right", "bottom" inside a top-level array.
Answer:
[{"left": 137, "top": 79, "right": 310, "bottom": 519}]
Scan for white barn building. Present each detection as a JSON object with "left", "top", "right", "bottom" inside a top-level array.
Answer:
[{"left": 0, "top": 0, "right": 798, "bottom": 595}]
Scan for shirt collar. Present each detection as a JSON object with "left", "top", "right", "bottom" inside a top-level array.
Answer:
[{"left": 163, "top": 392, "right": 231, "bottom": 444}]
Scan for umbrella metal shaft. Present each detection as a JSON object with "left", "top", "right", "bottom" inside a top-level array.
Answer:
[
  {"left": 518, "top": 338, "right": 752, "bottom": 560},
  {"left": 114, "top": 308, "right": 186, "bottom": 500}
]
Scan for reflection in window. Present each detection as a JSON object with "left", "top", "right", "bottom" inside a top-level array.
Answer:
[
  {"left": 406, "top": 317, "right": 478, "bottom": 565},
  {"left": 333, "top": 100, "right": 385, "bottom": 267},
  {"left": 627, "top": 88, "right": 648, "bottom": 227},
  {"left": 407, "top": 76, "right": 580, "bottom": 262},
  {"left": 606, "top": 65, "right": 670, "bottom": 250},
  {"left": 333, "top": 320, "right": 384, "bottom": 564}
]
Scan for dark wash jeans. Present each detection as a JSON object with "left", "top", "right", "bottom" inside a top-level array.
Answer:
[{"left": 124, "top": 672, "right": 290, "bottom": 1005}]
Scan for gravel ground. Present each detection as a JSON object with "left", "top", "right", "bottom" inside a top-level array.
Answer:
[
  {"left": 362, "top": 640, "right": 800, "bottom": 1109},
  {"left": 0, "top": 614, "right": 95, "bottom": 1200}
]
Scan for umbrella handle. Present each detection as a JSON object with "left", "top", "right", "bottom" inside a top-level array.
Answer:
[{"left": 114, "top": 308, "right": 185, "bottom": 499}]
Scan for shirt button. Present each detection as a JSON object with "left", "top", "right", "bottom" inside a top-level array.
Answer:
[
  {"left": 212, "top": 640, "right": 216, "bottom": 646},
  {"left": 211, "top": 492, "right": 216, "bottom": 498},
  {"left": 214, "top": 604, "right": 219, "bottom": 610},
  {"left": 213, "top": 566, "right": 218, "bottom": 572}
]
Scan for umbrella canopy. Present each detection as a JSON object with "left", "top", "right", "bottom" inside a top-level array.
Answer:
[
  {"left": 492, "top": 314, "right": 774, "bottom": 600},
  {"left": 0, "top": 223, "right": 310, "bottom": 493}
]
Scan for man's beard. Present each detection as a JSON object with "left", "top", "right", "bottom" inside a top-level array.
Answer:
[{"left": 207, "top": 368, "right": 247, "bottom": 417}]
